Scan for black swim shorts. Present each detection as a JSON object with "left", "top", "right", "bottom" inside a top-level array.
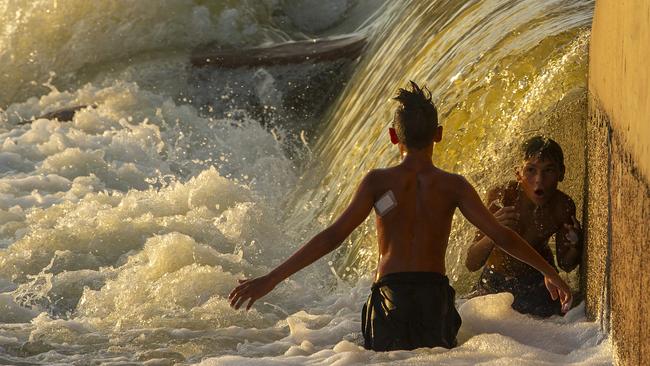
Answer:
[
  {"left": 475, "top": 268, "right": 562, "bottom": 317},
  {"left": 361, "top": 272, "right": 462, "bottom": 351}
]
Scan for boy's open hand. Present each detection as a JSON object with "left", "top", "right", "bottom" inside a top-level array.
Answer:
[
  {"left": 228, "top": 275, "right": 277, "bottom": 311},
  {"left": 494, "top": 206, "right": 519, "bottom": 229},
  {"left": 563, "top": 216, "right": 581, "bottom": 245},
  {"left": 544, "top": 275, "right": 573, "bottom": 314}
]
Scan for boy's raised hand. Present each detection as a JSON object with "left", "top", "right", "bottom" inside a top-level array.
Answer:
[
  {"left": 493, "top": 206, "right": 519, "bottom": 229},
  {"left": 544, "top": 275, "right": 573, "bottom": 313},
  {"left": 563, "top": 216, "right": 581, "bottom": 245},
  {"left": 229, "top": 275, "right": 277, "bottom": 311}
]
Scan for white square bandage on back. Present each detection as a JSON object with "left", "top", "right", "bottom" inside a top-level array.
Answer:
[{"left": 374, "top": 190, "right": 397, "bottom": 216}]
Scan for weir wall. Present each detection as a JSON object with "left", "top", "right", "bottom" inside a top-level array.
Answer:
[{"left": 585, "top": 0, "right": 650, "bottom": 365}]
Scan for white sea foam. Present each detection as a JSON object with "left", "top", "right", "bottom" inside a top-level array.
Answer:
[
  {"left": 0, "top": 81, "right": 322, "bottom": 362},
  {"left": 0, "top": 80, "right": 297, "bottom": 279},
  {"left": 196, "top": 292, "right": 611, "bottom": 366}
]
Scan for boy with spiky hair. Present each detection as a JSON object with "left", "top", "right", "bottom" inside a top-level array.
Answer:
[
  {"left": 229, "top": 82, "right": 572, "bottom": 351},
  {"left": 465, "top": 136, "right": 582, "bottom": 317}
]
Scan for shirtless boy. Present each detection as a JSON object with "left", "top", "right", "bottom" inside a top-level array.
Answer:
[
  {"left": 465, "top": 136, "right": 582, "bottom": 317},
  {"left": 229, "top": 82, "right": 572, "bottom": 351}
]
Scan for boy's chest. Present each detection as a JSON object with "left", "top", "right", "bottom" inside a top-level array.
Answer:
[{"left": 517, "top": 207, "right": 561, "bottom": 244}]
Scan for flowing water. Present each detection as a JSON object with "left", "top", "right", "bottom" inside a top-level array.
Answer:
[{"left": 0, "top": 0, "right": 612, "bottom": 365}]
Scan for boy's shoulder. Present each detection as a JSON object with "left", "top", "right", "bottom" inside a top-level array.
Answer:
[
  {"left": 378, "top": 166, "right": 467, "bottom": 184},
  {"left": 363, "top": 167, "right": 468, "bottom": 190},
  {"left": 551, "top": 189, "right": 577, "bottom": 217},
  {"left": 362, "top": 168, "right": 391, "bottom": 184},
  {"left": 553, "top": 189, "right": 575, "bottom": 202}
]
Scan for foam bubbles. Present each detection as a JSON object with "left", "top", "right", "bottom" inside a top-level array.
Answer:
[{"left": 0, "top": 79, "right": 323, "bottom": 362}]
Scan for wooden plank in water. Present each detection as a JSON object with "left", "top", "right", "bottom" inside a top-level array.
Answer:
[{"left": 191, "top": 34, "right": 367, "bottom": 68}]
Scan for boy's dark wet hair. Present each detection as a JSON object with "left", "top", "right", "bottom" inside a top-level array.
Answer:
[
  {"left": 522, "top": 136, "right": 565, "bottom": 179},
  {"left": 392, "top": 81, "right": 438, "bottom": 150}
]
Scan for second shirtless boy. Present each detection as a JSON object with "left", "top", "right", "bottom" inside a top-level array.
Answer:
[
  {"left": 465, "top": 136, "right": 582, "bottom": 317},
  {"left": 229, "top": 81, "right": 572, "bottom": 351}
]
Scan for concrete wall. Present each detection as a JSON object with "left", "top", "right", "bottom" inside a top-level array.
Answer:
[
  {"left": 586, "top": 0, "right": 650, "bottom": 365},
  {"left": 589, "top": 0, "right": 650, "bottom": 180}
]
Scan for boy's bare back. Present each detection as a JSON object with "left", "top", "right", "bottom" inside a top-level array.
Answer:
[{"left": 368, "top": 164, "right": 463, "bottom": 278}]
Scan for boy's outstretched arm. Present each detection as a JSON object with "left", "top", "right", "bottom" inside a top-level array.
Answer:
[
  {"left": 229, "top": 173, "right": 376, "bottom": 310},
  {"left": 465, "top": 187, "right": 513, "bottom": 271},
  {"left": 456, "top": 176, "right": 573, "bottom": 313}
]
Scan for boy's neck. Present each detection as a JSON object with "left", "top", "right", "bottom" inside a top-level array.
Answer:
[{"left": 400, "top": 145, "right": 435, "bottom": 170}]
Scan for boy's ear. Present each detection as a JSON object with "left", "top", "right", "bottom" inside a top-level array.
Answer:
[
  {"left": 389, "top": 127, "right": 399, "bottom": 144},
  {"left": 433, "top": 125, "right": 443, "bottom": 142},
  {"left": 559, "top": 164, "right": 565, "bottom": 182}
]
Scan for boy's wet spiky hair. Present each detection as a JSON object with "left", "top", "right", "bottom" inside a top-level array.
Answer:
[
  {"left": 522, "top": 136, "right": 564, "bottom": 166},
  {"left": 392, "top": 81, "right": 438, "bottom": 150},
  {"left": 522, "top": 135, "right": 566, "bottom": 180}
]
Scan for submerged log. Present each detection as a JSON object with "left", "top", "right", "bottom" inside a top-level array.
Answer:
[{"left": 191, "top": 33, "right": 367, "bottom": 68}]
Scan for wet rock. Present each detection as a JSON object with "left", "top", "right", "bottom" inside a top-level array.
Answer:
[{"left": 18, "top": 104, "right": 96, "bottom": 124}]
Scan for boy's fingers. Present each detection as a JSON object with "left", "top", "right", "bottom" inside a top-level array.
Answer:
[
  {"left": 246, "top": 297, "right": 257, "bottom": 311},
  {"left": 229, "top": 291, "right": 242, "bottom": 307},
  {"left": 552, "top": 278, "right": 572, "bottom": 313},
  {"left": 228, "top": 283, "right": 249, "bottom": 300},
  {"left": 564, "top": 222, "right": 579, "bottom": 232},
  {"left": 562, "top": 303, "right": 570, "bottom": 313},
  {"left": 234, "top": 294, "right": 249, "bottom": 310},
  {"left": 496, "top": 212, "right": 518, "bottom": 224},
  {"left": 561, "top": 292, "right": 573, "bottom": 313},
  {"left": 565, "top": 230, "right": 579, "bottom": 244},
  {"left": 237, "top": 296, "right": 249, "bottom": 310},
  {"left": 545, "top": 278, "right": 572, "bottom": 314},
  {"left": 499, "top": 210, "right": 518, "bottom": 218},
  {"left": 230, "top": 287, "right": 250, "bottom": 308},
  {"left": 498, "top": 217, "right": 518, "bottom": 228},
  {"left": 563, "top": 224, "right": 579, "bottom": 243},
  {"left": 571, "top": 216, "right": 580, "bottom": 228},
  {"left": 228, "top": 286, "right": 242, "bottom": 300},
  {"left": 496, "top": 206, "right": 516, "bottom": 215},
  {"left": 489, "top": 200, "right": 504, "bottom": 210}
]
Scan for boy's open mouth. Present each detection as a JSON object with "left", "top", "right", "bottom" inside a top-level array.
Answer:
[{"left": 534, "top": 189, "right": 545, "bottom": 197}]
